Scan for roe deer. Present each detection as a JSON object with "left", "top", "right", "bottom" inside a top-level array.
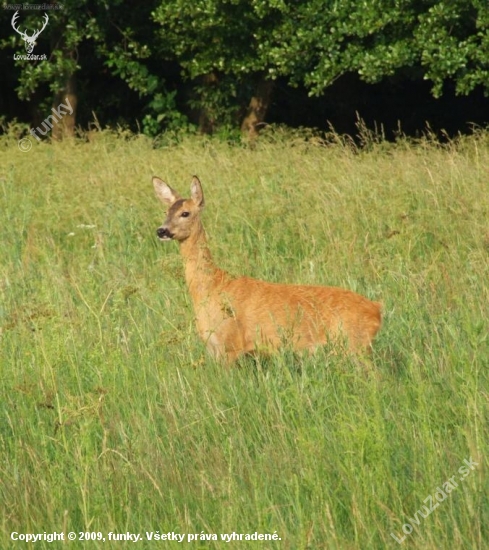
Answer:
[{"left": 153, "top": 176, "right": 381, "bottom": 364}]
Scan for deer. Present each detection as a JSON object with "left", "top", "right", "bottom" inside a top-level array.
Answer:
[
  {"left": 153, "top": 176, "right": 381, "bottom": 364},
  {"left": 11, "top": 11, "right": 49, "bottom": 54}
]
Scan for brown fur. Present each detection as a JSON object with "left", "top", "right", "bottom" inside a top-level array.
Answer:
[{"left": 153, "top": 176, "right": 381, "bottom": 364}]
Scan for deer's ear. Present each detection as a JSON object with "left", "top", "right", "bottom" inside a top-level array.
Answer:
[
  {"left": 153, "top": 177, "right": 180, "bottom": 205},
  {"left": 190, "top": 176, "right": 205, "bottom": 207}
]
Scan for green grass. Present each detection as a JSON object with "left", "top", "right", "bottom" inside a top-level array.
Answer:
[{"left": 0, "top": 129, "right": 488, "bottom": 549}]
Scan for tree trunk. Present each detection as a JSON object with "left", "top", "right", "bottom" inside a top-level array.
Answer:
[
  {"left": 52, "top": 72, "right": 77, "bottom": 140},
  {"left": 240, "top": 79, "right": 274, "bottom": 138},
  {"left": 198, "top": 72, "right": 218, "bottom": 134}
]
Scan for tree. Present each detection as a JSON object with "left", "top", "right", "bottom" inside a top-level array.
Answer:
[
  {"left": 415, "top": 0, "right": 489, "bottom": 96},
  {"left": 152, "top": 0, "right": 282, "bottom": 134},
  {"left": 152, "top": 0, "right": 489, "bottom": 134},
  {"left": 262, "top": 0, "right": 489, "bottom": 98},
  {"left": 1, "top": 0, "right": 180, "bottom": 138},
  {"left": 2, "top": 0, "right": 489, "bottom": 136},
  {"left": 2, "top": 2, "right": 97, "bottom": 137}
]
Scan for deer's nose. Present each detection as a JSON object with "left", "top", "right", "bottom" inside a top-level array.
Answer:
[{"left": 156, "top": 227, "right": 173, "bottom": 240}]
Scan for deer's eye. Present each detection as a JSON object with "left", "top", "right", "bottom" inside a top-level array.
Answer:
[{"left": 180, "top": 211, "right": 190, "bottom": 218}]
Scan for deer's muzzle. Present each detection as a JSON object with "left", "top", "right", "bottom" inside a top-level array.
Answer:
[{"left": 156, "top": 227, "right": 174, "bottom": 240}]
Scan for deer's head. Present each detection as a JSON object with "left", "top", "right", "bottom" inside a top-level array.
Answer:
[{"left": 153, "top": 176, "right": 205, "bottom": 243}]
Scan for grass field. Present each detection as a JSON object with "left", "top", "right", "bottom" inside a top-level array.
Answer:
[{"left": 0, "top": 128, "right": 488, "bottom": 549}]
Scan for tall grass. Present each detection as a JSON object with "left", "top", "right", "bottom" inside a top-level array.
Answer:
[{"left": 0, "top": 129, "right": 488, "bottom": 549}]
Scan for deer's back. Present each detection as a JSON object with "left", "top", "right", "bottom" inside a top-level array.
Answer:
[{"left": 218, "top": 276, "right": 381, "bottom": 353}]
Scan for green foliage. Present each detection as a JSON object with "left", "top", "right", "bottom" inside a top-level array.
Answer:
[
  {"left": 153, "top": 0, "right": 489, "bottom": 99},
  {"left": 259, "top": 0, "right": 415, "bottom": 91},
  {"left": 261, "top": 0, "right": 489, "bottom": 96},
  {"left": 152, "top": 0, "right": 278, "bottom": 128},
  {"left": 2, "top": 1, "right": 88, "bottom": 99},
  {"left": 151, "top": 0, "right": 489, "bottom": 125},
  {"left": 152, "top": 0, "right": 270, "bottom": 77},
  {"left": 142, "top": 91, "right": 193, "bottom": 136},
  {"left": 415, "top": 0, "right": 489, "bottom": 96},
  {"left": 3, "top": 0, "right": 489, "bottom": 133},
  {"left": 1, "top": 0, "right": 183, "bottom": 135}
]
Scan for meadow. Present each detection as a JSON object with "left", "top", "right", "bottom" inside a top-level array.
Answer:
[{"left": 0, "top": 128, "right": 488, "bottom": 549}]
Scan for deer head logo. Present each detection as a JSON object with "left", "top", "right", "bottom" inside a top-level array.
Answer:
[{"left": 11, "top": 11, "right": 49, "bottom": 54}]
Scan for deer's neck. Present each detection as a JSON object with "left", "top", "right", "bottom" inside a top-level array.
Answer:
[{"left": 179, "top": 221, "right": 226, "bottom": 302}]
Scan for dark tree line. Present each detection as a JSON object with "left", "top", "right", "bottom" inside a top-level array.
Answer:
[{"left": 2, "top": 0, "right": 489, "bottom": 138}]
